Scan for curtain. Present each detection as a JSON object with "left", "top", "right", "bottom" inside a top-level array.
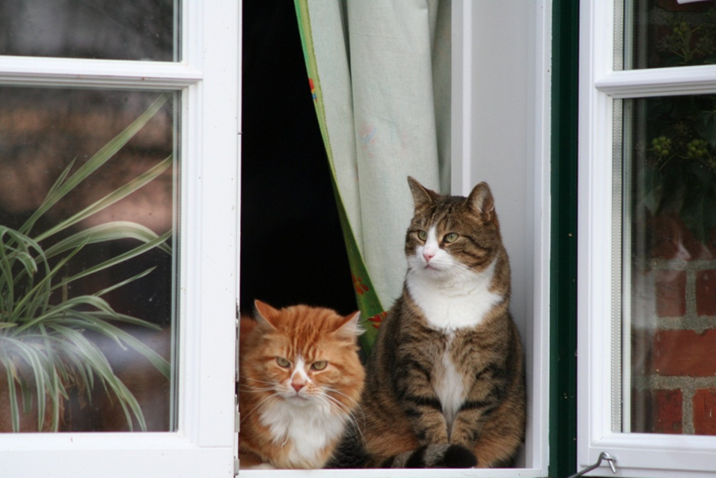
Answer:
[{"left": 294, "top": 0, "right": 451, "bottom": 354}]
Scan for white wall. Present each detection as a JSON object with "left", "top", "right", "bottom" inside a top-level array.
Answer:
[{"left": 452, "top": 0, "right": 551, "bottom": 473}]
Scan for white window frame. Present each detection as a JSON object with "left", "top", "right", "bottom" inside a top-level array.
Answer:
[
  {"left": 578, "top": 1, "right": 716, "bottom": 477},
  {"left": 0, "top": 2, "right": 240, "bottom": 477},
  {"left": 237, "top": 1, "right": 552, "bottom": 477}
]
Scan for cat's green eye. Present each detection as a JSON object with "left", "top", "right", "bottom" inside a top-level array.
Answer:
[
  {"left": 417, "top": 230, "right": 428, "bottom": 241},
  {"left": 444, "top": 233, "right": 459, "bottom": 243},
  {"left": 276, "top": 357, "right": 291, "bottom": 368},
  {"left": 311, "top": 361, "right": 328, "bottom": 371}
]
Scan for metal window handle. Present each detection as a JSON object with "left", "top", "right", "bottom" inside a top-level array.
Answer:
[{"left": 566, "top": 452, "right": 617, "bottom": 478}]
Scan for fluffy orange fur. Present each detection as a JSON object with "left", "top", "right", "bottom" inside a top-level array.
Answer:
[{"left": 238, "top": 300, "right": 365, "bottom": 469}]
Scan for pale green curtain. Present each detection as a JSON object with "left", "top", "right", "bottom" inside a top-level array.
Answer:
[{"left": 295, "top": 0, "right": 451, "bottom": 350}]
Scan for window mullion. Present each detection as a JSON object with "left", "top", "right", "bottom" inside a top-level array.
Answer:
[
  {"left": 596, "top": 66, "right": 716, "bottom": 99},
  {"left": 0, "top": 56, "right": 202, "bottom": 89}
]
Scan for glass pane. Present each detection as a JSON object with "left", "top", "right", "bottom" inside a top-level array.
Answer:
[
  {"left": 623, "top": 94, "right": 716, "bottom": 435},
  {"left": 0, "top": 0, "right": 179, "bottom": 61},
  {"left": 0, "top": 87, "right": 178, "bottom": 432},
  {"left": 623, "top": 0, "right": 716, "bottom": 70}
]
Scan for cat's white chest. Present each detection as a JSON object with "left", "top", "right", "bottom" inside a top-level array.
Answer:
[
  {"left": 433, "top": 336, "right": 465, "bottom": 430},
  {"left": 407, "top": 258, "right": 503, "bottom": 333},
  {"left": 259, "top": 399, "right": 345, "bottom": 467}
]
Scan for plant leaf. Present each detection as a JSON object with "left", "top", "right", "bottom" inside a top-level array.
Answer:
[
  {"left": 55, "top": 315, "right": 169, "bottom": 379},
  {"left": 34, "top": 155, "right": 173, "bottom": 243},
  {"left": 1, "top": 357, "right": 21, "bottom": 432},
  {"left": 44, "top": 221, "right": 172, "bottom": 259},
  {"left": 20, "top": 94, "right": 169, "bottom": 236},
  {"left": 15, "top": 295, "right": 118, "bottom": 334},
  {"left": 51, "top": 230, "right": 172, "bottom": 293},
  {"left": 54, "top": 326, "right": 147, "bottom": 431}
]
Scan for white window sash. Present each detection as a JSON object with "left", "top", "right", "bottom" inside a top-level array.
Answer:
[
  {"left": 578, "top": 1, "right": 716, "bottom": 477},
  {"left": 0, "top": 1, "right": 240, "bottom": 477}
]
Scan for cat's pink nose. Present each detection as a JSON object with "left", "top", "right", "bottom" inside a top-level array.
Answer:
[
  {"left": 292, "top": 382, "right": 304, "bottom": 392},
  {"left": 423, "top": 250, "right": 435, "bottom": 262}
]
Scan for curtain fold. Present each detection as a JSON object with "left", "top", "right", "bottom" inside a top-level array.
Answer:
[{"left": 294, "top": 0, "right": 450, "bottom": 354}]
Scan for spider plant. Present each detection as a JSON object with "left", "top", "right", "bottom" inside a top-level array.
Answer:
[{"left": 0, "top": 94, "right": 173, "bottom": 432}]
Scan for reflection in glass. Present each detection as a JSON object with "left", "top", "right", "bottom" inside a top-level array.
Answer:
[
  {"left": 0, "top": 0, "right": 178, "bottom": 61},
  {"left": 624, "top": 0, "right": 716, "bottom": 70},
  {"left": 624, "top": 95, "right": 716, "bottom": 435},
  {"left": 0, "top": 88, "right": 177, "bottom": 432}
]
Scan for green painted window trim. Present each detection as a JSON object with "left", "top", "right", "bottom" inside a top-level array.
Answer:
[{"left": 550, "top": 0, "right": 579, "bottom": 477}]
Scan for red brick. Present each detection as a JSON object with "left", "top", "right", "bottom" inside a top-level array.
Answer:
[
  {"left": 696, "top": 269, "right": 716, "bottom": 316},
  {"left": 654, "top": 270, "right": 687, "bottom": 317},
  {"left": 693, "top": 389, "right": 716, "bottom": 435},
  {"left": 631, "top": 388, "right": 683, "bottom": 434},
  {"left": 652, "top": 329, "right": 716, "bottom": 377}
]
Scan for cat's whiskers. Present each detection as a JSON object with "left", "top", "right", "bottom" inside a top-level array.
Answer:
[
  {"left": 325, "top": 387, "right": 363, "bottom": 414},
  {"left": 240, "top": 393, "right": 280, "bottom": 424},
  {"left": 325, "top": 393, "right": 365, "bottom": 429},
  {"left": 313, "top": 393, "right": 367, "bottom": 444},
  {"left": 318, "top": 391, "right": 350, "bottom": 414},
  {"left": 320, "top": 393, "right": 367, "bottom": 444},
  {"left": 321, "top": 390, "right": 365, "bottom": 426}
]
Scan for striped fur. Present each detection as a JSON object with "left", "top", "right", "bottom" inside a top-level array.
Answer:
[{"left": 329, "top": 177, "right": 525, "bottom": 469}]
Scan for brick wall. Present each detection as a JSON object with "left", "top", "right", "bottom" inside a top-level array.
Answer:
[{"left": 631, "top": 217, "right": 716, "bottom": 435}]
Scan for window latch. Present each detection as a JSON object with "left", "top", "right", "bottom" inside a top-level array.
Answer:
[{"left": 567, "top": 452, "right": 617, "bottom": 478}]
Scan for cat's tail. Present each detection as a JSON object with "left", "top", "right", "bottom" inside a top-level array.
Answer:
[{"left": 381, "top": 444, "right": 477, "bottom": 468}]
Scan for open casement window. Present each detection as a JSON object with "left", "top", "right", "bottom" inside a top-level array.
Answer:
[
  {"left": 579, "top": 0, "right": 716, "bottom": 476},
  {"left": 238, "top": 1, "right": 551, "bottom": 477},
  {"left": 0, "top": 1, "right": 239, "bottom": 477}
]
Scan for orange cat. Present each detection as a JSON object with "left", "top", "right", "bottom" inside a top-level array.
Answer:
[{"left": 238, "top": 300, "right": 365, "bottom": 469}]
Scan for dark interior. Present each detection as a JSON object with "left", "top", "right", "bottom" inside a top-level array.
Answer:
[{"left": 240, "top": 0, "right": 356, "bottom": 316}]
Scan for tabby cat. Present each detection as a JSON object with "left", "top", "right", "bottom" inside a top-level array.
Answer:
[
  {"left": 329, "top": 177, "right": 525, "bottom": 468},
  {"left": 238, "top": 300, "right": 365, "bottom": 469}
]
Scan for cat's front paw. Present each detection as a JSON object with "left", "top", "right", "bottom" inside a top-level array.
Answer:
[
  {"left": 434, "top": 444, "right": 477, "bottom": 468},
  {"left": 387, "top": 444, "right": 477, "bottom": 468}
]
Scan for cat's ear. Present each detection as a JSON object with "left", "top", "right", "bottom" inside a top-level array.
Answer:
[
  {"left": 253, "top": 299, "right": 279, "bottom": 329},
  {"left": 408, "top": 176, "right": 439, "bottom": 210},
  {"left": 334, "top": 311, "right": 364, "bottom": 338},
  {"left": 467, "top": 182, "right": 495, "bottom": 222}
]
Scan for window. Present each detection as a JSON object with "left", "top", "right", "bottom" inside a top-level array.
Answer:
[
  {"left": 1, "top": 1, "right": 555, "bottom": 476},
  {"left": 239, "top": 0, "right": 550, "bottom": 476},
  {"left": 579, "top": 0, "right": 716, "bottom": 476},
  {"left": 0, "top": 1, "right": 239, "bottom": 476}
]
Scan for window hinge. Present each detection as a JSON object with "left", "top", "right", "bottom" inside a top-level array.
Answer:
[
  {"left": 233, "top": 397, "right": 240, "bottom": 475},
  {"left": 239, "top": 405, "right": 241, "bottom": 433},
  {"left": 235, "top": 309, "right": 240, "bottom": 383},
  {"left": 567, "top": 452, "right": 617, "bottom": 478}
]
